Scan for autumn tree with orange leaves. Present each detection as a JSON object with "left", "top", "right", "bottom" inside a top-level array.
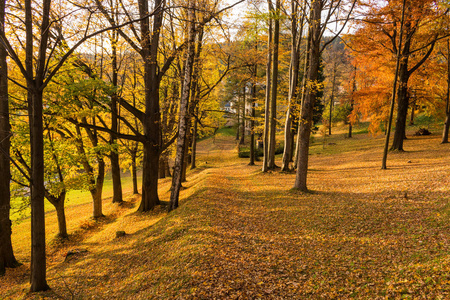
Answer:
[{"left": 348, "top": 0, "right": 449, "bottom": 150}]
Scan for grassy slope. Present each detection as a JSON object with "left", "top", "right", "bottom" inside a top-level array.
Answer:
[{"left": 1, "top": 126, "right": 450, "bottom": 299}]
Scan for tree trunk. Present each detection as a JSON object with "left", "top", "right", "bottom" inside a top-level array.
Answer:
[
  {"left": 137, "top": 0, "right": 164, "bottom": 212},
  {"left": 249, "top": 80, "right": 256, "bottom": 166},
  {"left": 294, "top": 0, "right": 321, "bottom": 191},
  {"left": 382, "top": 0, "right": 406, "bottom": 169},
  {"left": 27, "top": 0, "right": 50, "bottom": 289},
  {"left": 409, "top": 99, "right": 415, "bottom": 125},
  {"left": 443, "top": 112, "right": 450, "bottom": 144},
  {"left": 0, "top": 0, "right": 19, "bottom": 276},
  {"left": 390, "top": 56, "right": 410, "bottom": 151},
  {"left": 52, "top": 193, "right": 68, "bottom": 239},
  {"left": 138, "top": 143, "right": 160, "bottom": 211},
  {"left": 282, "top": 1, "right": 302, "bottom": 171},
  {"left": 170, "top": 1, "right": 196, "bottom": 211},
  {"left": 159, "top": 156, "right": 166, "bottom": 179},
  {"left": 110, "top": 29, "right": 123, "bottom": 204},
  {"left": 240, "top": 86, "right": 246, "bottom": 145},
  {"left": 348, "top": 65, "right": 356, "bottom": 138},
  {"left": 236, "top": 99, "right": 240, "bottom": 141},
  {"left": 329, "top": 63, "right": 336, "bottom": 136},
  {"left": 92, "top": 158, "right": 105, "bottom": 218},
  {"left": 262, "top": 1, "right": 273, "bottom": 173},
  {"left": 191, "top": 108, "right": 198, "bottom": 169},
  {"left": 131, "top": 147, "right": 139, "bottom": 194},
  {"left": 29, "top": 88, "right": 49, "bottom": 292},
  {"left": 110, "top": 144, "right": 122, "bottom": 203},
  {"left": 442, "top": 40, "right": 450, "bottom": 144},
  {"left": 268, "top": 0, "right": 280, "bottom": 170},
  {"left": 293, "top": 31, "right": 311, "bottom": 170}
]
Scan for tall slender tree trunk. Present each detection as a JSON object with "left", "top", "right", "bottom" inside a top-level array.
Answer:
[
  {"left": 26, "top": 0, "right": 50, "bottom": 291},
  {"left": 409, "top": 99, "right": 415, "bottom": 125},
  {"left": 442, "top": 40, "right": 450, "bottom": 144},
  {"left": 0, "top": 0, "right": 19, "bottom": 276},
  {"left": 240, "top": 86, "right": 246, "bottom": 145},
  {"left": 249, "top": 76, "right": 256, "bottom": 166},
  {"left": 294, "top": 0, "right": 321, "bottom": 191},
  {"left": 170, "top": 1, "right": 196, "bottom": 211},
  {"left": 262, "top": 1, "right": 273, "bottom": 173},
  {"left": 236, "top": 99, "right": 240, "bottom": 141},
  {"left": 131, "top": 146, "right": 139, "bottom": 194},
  {"left": 268, "top": 0, "right": 280, "bottom": 169},
  {"left": 191, "top": 106, "right": 198, "bottom": 169},
  {"left": 110, "top": 29, "right": 123, "bottom": 204},
  {"left": 328, "top": 62, "right": 336, "bottom": 136},
  {"left": 382, "top": 0, "right": 406, "bottom": 169},
  {"left": 282, "top": 1, "right": 302, "bottom": 171},
  {"left": 29, "top": 88, "right": 49, "bottom": 292},
  {"left": 294, "top": 31, "right": 311, "bottom": 170}
]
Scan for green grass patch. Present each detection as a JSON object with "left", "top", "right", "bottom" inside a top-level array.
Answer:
[
  {"left": 10, "top": 173, "right": 142, "bottom": 222},
  {"left": 216, "top": 126, "right": 236, "bottom": 136}
]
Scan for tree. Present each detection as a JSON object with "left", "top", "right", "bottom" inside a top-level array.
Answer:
[
  {"left": 0, "top": 0, "right": 19, "bottom": 276},
  {"left": 267, "top": 0, "right": 280, "bottom": 170},
  {"left": 170, "top": 0, "right": 197, "bottom": 211},
  {"left": 262, "top": 1, "right": 273, "bottom": 173},
  {"left": 351, "top": 0, "right": 448, "bottom": 151},
  {"left": 294, "top": 0, "right": 356, "bottom": 191},
  {"left": 441, "top": 39, "right": 450, "bottom": 143},
  {"left": 281, "top": 0, "right": 305, "bottom": 171}
]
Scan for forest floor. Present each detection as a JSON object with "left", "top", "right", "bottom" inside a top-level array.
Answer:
[{"left": 1, "top": 125, "right": 450, "bottom": 299}]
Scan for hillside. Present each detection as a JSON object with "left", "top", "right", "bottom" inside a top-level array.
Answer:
[{"left": 1, "top": 127, "right": 450, "bottom": 299}]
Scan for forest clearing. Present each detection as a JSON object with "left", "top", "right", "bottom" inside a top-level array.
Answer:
[{"left": 1, "top": 125, "right": 449, "bottom": 299}]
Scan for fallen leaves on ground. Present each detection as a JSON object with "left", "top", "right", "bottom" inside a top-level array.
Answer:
[{"left": 1, "top": 132, "right": 449, "bottom": 299}]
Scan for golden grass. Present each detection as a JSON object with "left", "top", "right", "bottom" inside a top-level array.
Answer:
[{"left": 1, "top": 127, "right": 449, "bottom": 299}]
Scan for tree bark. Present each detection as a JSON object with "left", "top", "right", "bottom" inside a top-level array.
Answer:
[
  {"left": 382, "top": 0, "right": 406, "bottom": 169},
  {"left": 268, "top": 0, "right": 280, "bottom": 170},
  {"left": 390, "top": 55, "right": 410, "bottom": 151},
  {"left": 240, "top": 86, "right": 246, "bottom": 145},
  {"left": 29, "top": 88, "right": 49, "bottom": 292},
  {"left": 262, "top": 1, "right": 273, "bottom": 173},
  {"left": 92, "top": 157, "right": 105, "bottom": 218},
  {"left": 236, "top": 98, "right": 240, "bottom": 141},
  {"left": 131, "top": 146, "right": 139, "bottom": 194},
  {"left": 169, "top": 1, "right": 196, "bottom": 211},
  {"left": 294, "top": 0, "right": 321, "bottom": 191},
  {"left": 293, "top": 30, "right": 311, "bottom": 170},
  {"left": 249, "top": 79, "right": 256, "bottom": 166},
  {"left": 282, "top": 1, "right": 302, "bottom": 171},
  {"left": 348, "top": 65, "right": 356, "bottom": 138},
  {"left": 191, "top": 107, "right": 198, "bottom": 169},
  {"left": 110, "top": 29, "right": 123, "bottom": 204},
  {"left": 0, "top": 0, "right": 19, "bottom": 276},
  {"left": 54, "top": 197, "right": 67, "bottom": 238},
  {"left": 26, "top": 0, "right": 50, "bottom": 291},
  {"left": 329, "top": 62, "right": 336, "bottom": 136},
  {"left": 137, "top": 0, "right": 164, "bottom": 211},
  {"left": 442, "top": 40, "right": 450, "bottom": 144},
  {"left": 75, "top": 124, "right": 105, "bottom": 218},
  {"left": 46, "top": 193, "right": 68, "bottom": 239}
]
